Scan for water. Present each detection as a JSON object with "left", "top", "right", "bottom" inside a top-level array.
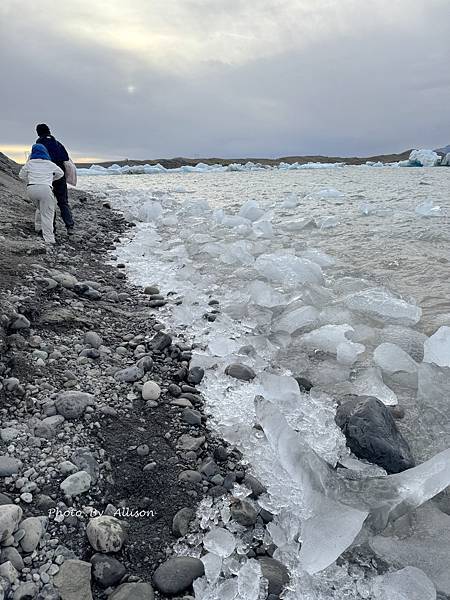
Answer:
[{"left": 80, "top": 166, "right": 450, "bottom": 598}]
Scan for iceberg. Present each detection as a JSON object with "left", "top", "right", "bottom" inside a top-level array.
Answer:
[
  {"left": 255, "top": 397, "right": 450, "bottom": 575},
  {"left": 423, "top": 326, "right": 450, "bottom": 367},
  {"left": 407, "top": 149, "right": 440, "bottom": 167}
]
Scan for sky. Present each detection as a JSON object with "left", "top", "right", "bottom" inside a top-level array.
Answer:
[{"left": 0, "top": 0, "right": 449, "bottom": 163}]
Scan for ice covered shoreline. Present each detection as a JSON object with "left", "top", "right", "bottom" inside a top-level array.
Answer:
[{"left": 79, "top": 166, "right": 450, "bottom": 599}]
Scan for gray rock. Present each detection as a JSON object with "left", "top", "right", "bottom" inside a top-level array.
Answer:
[
  {"left": 153, "top": 557, "right": 204, "bottom": 594},
  {"left": 0, "top": 428, "right": 19, "bottom": 443},
  {"left": 10, "top": 315, "right": 30, "bottom": 330},
  {"left": 51, "top": 272, "right": 78, "bottom": 289},
  {"left": 0, "top": 504, "right": 22, "bottom": 542},
  {"left": 225, "top": 363, "right": 256, "bottom": 381},
  {"left": 257, "top": 556, "right": 290, "bottom": 597},
  {"left": 144, "top": 285, "right": 160, "bottom": 295},
  {"left": 90, "top": 553, "right": 126, "bottom": 587},
  {"left": 136, "top": 356, "right": 153, "bottom": 372},
  {"left": 182, "top": 408, "right": 202, "bottom": 426},
  {"left": 141, "top": 381, "right": 161, "bottom": 400},
  {"left": 1, "top": 547, "right": 24, "bottom": 571},
  {"left": 0, "top": 560, "right": 18, "bottom": 584},
  {"left": 177, "top": 435, "right": 205, "bottom": 452},
  {"left": 335, "top": 396, "right": 415, "bottom": 474},
  {"left": 55, "top": 391, "right": 95, "bottom": 419},
  {"left": 13, "top": 582, "right": 39, "bottom": 600},
  {"left": 187, "top": 367, "right": 204, "bottom": 385},
  {"left": 54, "top": 559, "right": 92, "bottom": 600},
  {"left": 84, "top": 331, "right": 103, "bottom": 349},
  {"left": 230, "top": 499, "right": 258, "bottom": 527},
  {"left": 243, "top": 475, "right": 267, "bottom": 499},
  {"left": 114, "top": 366, "right": 144, "bottom": 383},
  {"left": 37, "top": 584, "right": 61, "bottom": 600},
  {"left": 150, "top": 332, "right": 172, "bottom": 352},
  {"left": 60, "top": 471, "right": 91, "bottom": 497},
  {"left": 0, "top": 457, "right": 22, "bottom": 477},
  {"left": 71, "top": 449, "right": 100, "bottom": 483},
  {"left": 34, "top": 416, "right": 65, "bottom": 439},
  {"left": 178, "top": 470, "right": 202, "bottom": 484},
  {"left": 199, "top": 458, "right": 219, "bottom": 478},
  {"left": 110, "top": 582, "right": 154, "bottom": 600},
  {"left": 19, "top": 516, "right": 47, "bottom": 553},
  {"left": 86, "top": 516, "right": 127, "bottom": 553},
  {"left": 172, "top": 508, "right": 195, "bottom": 537}
]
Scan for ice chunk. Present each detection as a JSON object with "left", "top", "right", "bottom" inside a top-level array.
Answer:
[
  {"left": 255, "top": 254, "right": 324, "bottom": 287},
  {"left": 203, "top": 527, "right": 236, "bottom": 557},
  {"left": 301, "top": 324, "right": 354, "bottom": 355},
  {"left": 423, "top": 326, "right": 450, "bottom": 367},
  {"left": 306, "top": 188, "right": 346, "bottom": 204},
  {"left": 221, "top": 241, "right": 255, "bottom": 266},
  {"left": 373, "top": 325, "right": 427, "bottom": 361},
  {"left": 208, "top": 336, "right": 240, "bottom": 357},
  {"left": 415, "top": 200, "right": 443, "bottom": 217},
  {"left": 237, "top": 559, "right": 264, "bottom": 600},
  {"left": 281, "top": 193, "right": 298, "bottom": 208},
  {"left": 138, "top": 201, "right": 162, "bottom": 221},
  {"left": 247, "top": 281, "right": 285, "bottom": 308},
  {"left": 350, "top": 367, "right": 398, "bottom": 406},
  {"left": 370, "top": 504, "right": 450, "bottom": 596},
  {"left": 374, "top": 343, "right": 417, "bottom": 374},
  {"left": 259, "top": 373, "right": 301, "bottom": 406},
  {"left": 252, "top": 220, "right": 273, "bottom": 238},
  {"left": 408, "top": 149, "right": 440, "bottom": 167},
  {"left": 317, "top": 216, "right": 340, "bottom": 229},
  {"left": 344, "top": 288, "right": 422, "bottom": 325},
  {"left": 273, "top": 305, "right": 319, "bottom": 334},
  {"left": 372, "top": 566, "right": 436, "bottom": 600},
  {"left": 283, "top": 218, "right": 316, "bottom": 232},
  {"left": 336, "top": 341, "right": 365, "bottom": 365},
  {"left": 201, "top": 553, "right": 222, "bottom": 584},
  {"left": 300, "top": 249, "right": 335, "bottom": 267},
  {"left": 239, "top": 200, "right": 265, "bottom": 222}
]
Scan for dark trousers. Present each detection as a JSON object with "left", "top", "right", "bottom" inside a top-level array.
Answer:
[{"left": 53, "top": 176, "right": 74, "bottom": 228}]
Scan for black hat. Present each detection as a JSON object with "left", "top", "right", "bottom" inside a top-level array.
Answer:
[{"left": 36, "top": 123, "right": 51, "bottom": 136}]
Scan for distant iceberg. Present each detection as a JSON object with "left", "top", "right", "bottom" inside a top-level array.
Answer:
[
  {"left": 399, "top": 149, "right": 441, "bottom": 168},
  {"left": 78, "top": 160, "right": 345, "bottom": 176}
]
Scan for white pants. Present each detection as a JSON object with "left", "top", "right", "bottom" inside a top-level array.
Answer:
[{"left": 27, "top": 185, "right": 56, "bottom": 244}]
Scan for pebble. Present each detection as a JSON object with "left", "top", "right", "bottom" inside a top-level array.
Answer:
[
  {"left": 19, "top": 516, "right": 47, "bottom": 552},
  {"left": 60, "top": 471, "right": 92, "bottom": 497},
  {"left": 230, "top": 499, "right": 258, "bottom": 527},
  {"left": 152, "top": 556, "right": 204, "bottom": 594},
  {"left": 172, "top": 507, "right": 195, "bottom": 537},
  {"left": 84, "top": 331, "right": 103, "bottom": 348},
  {"left": 86, "top": 516, "right": 127, "bottom": 552},
  {"left": 110, "top": 582, "right": 154, "bottom": 600},
  {"left": 91, "top": 553, "right": 126, "bottom": 587},
  {"left": 177, "top": 434, "right": 205, "bottom": 452},
  {"left": 257, "top": 556, "right": 290, "bottom": 596},
  {"left": 55, "top": 391, "right": 95, "bottom": 419},
  {"left": 225, "top": 363, "right": 256, "bottom": 381},
  {"left": 187, "top": 367, "right": 204, "bottom": 384},
  {"left": 0, "top": 456, "right": 22, "bottom": 476},
  {"left": 141, "top": 381, "right": 161, "bottom": 401},
  {"left": 182, "top": 408, "right": 202, "bottom": 426},
  {"left": 10, "top": 315, "right": 31, "bottom": 330},
  {"left": 114, "top": 366, "right": 144, "bottom": 383}
]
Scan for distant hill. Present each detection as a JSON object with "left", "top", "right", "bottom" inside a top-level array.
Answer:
[
  {"left": 75, "top": 150, "right": 413, "bottom": 169},
  {"left": 435, "top": 145, "right": 450, "bottom": 155}
]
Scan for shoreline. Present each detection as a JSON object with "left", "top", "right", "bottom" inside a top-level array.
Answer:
[{"left": 0, "top": 157, "right": 285, "bottom": 599}]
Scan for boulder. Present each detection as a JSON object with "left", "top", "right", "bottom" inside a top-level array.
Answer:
[
  {"left": 153, "top": 557, "right": 204, "bottom": 594},
  {"left": 0, "top": 505, "right": 22, "bottom": 542},
  {"left": 90, "top": 553, "right": 126, "bottom": 587},
  {"left": 19, "top": 516, "right": 47, "bottom": 553},
  {"left": 55, "top": 391, "right": 95, "bottom": 419},
  {"left": 54, "top": 559, "right": 92, "bottom": 600},
  {"left": 86, "top": 516, "right": 127, "bottom": 553},
  {"left": 335, "top": 396, "right": 414, "bottom": 473}
]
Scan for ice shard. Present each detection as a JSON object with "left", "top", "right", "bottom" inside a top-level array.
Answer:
[
  {"left": 423, "top": 326, "right": 450, "bottom": 367},
  {"left": 372, "top": 566, "right": 436, "bottom": 600},
  {"left": 373, "top": 343, "right": 417, "bottom": 374},
  {"left": 255, "top": 397, "right": 450, "bottom": 574},
  {"left": 301, "top": 324, "right": 354, "bottom": 355},
  {"left": 344, "top": 288, "right": 422, "bottom": 325}
]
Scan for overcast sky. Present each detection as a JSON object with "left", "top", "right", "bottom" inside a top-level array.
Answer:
[{"left": 1, "top": 0, "right": 449, "bottom": 162}]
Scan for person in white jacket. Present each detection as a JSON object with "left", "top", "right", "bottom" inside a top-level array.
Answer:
[{"left": 19, "top": 144, "right": 64, "bottom": 244}]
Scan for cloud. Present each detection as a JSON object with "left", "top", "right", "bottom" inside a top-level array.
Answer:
[{"left": 1, "top": 0, "right": 449, "bottom": 159}]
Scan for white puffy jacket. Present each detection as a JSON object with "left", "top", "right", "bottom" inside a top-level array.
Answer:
[{"left": 19, "top": 159, "right": 64, "bottom": 186}]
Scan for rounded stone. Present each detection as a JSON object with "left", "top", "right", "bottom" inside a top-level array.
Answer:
[
  {"left": 110, "top": 582, "right": 154, "bottom": 600},
  {"left": 86, "top": 516, "right": 127, "bottom": 553},
  {"left": 91, "top": 553, "right": 126, "bottom": 587},
  {"left": 153, "top": 557, "right": 204, "bottom": 595},
  {"left": 142, "top": 381, "right": 161, "bottom": 401}
]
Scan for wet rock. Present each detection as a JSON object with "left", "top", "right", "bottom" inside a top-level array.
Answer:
[
  {"left": 84, "top": 331, "right": 102, "bottom": 349},
  {"left": 243, "top": 475, "right": 267, "bottom": 499},
  {"left": 182, "top": 408, "right": 202, "bottom": 426},
  {"left": 225, "top": 363, "right": 256, "bottom": 381},
  {"left": 0, "top": 457, "right": 22, "bottom": 477},
  {"left": 60, "top": 471, "right": 92, "bottom": 497},
  {"left": 150, "top": 332, "right": 172, "bottom": 352},
  {"left": 168, "top": 383, "right": 182, "bottom": 397},
  {"left": 114, "top": 366, "right": 144, "bottom": 383},
  {"left": 172, "top": 508, "right": 195, "bottom": 537},
  {"left": 55, "top": 391, "right": 95, "bottom": 419},
  {"left": 230, "top": 499, "right": 258, "bottom": 527},
  {"left": 213, "top": 446, "right": 228, "bottom": 462},
  {"left": 110, "top": 582, "right": 154, "bottom": 600},
  {"left": 294, "top": 376, "right": 313, "bottom": 392},
  {"left": 144, "top": 285, "right": 160, "bottom": 295},
  {"left": 153, "top": 556, "right": 204, "bottom": 595},
  {"left": 257, "top": 556, "right": 290, "bottom": 597},
  {"left": 335, "top": 396, "right": 415, "bottom": 474},
  {"left": 142, "top": 381, "right": 161, "bottom": 401},
  {"left": 71, "top": 449, "right": 100, "bottom": 483},
  {"left": 187, "top": 367, "right": 204, "bottom": 385},
  {"left": 54, "top": 559, "right": 92, "bottom": 600},
  {"left": 19, "top": 516, "right": 47, "bottom": 553},
  {"left": 86, "top": 516, "right": 127, "bottom": 553},
  {"left": 90, "top": 553, "right": 126, "bottom": 587},
  {"left": 199, "top": 458, "right": 219, "bottom": 478}
]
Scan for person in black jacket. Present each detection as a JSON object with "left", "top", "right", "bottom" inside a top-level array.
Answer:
[{"left": 36, "top": 123, "right": 75, "bottom": 234}]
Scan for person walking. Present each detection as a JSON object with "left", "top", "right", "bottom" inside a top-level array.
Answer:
[
  {"left": 35, "top": 123, "right": 75, "bottom": 234},
  {"left": 19, "top": 144, "right": 64, "bottom": 245}
]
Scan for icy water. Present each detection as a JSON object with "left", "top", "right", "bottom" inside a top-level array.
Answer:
[{"left": 80, "top": 167, "right": 450, "bottom": 599}]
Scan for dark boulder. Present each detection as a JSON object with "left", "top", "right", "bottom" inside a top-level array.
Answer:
[{"left": 335, "top": 396, "right": 415, "bottom": 474}]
